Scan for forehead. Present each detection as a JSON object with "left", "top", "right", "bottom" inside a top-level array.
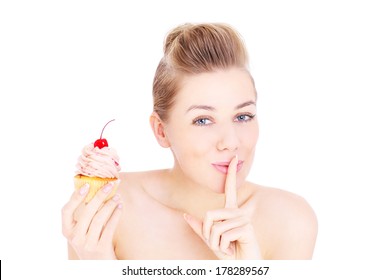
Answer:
[{"left": 174, "top": 68, "right": 256, "bottom": 110}]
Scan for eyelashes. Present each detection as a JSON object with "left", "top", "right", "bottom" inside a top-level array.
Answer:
[
  {"left": 192, "top": 113, "right": 256, "bottom": 126},
  {"left": 192, "top": 116, "right": 212, "bottom": 126},
  {"left": 236, "top": 113, "right": 256, "bottom": 122}
]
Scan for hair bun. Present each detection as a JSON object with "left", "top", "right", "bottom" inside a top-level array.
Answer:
[
  {"left": 163, "top": 23, "right": 193, "bottom": 55},
  {"left": 162, "top": 23, "right": 247, "bottom": 72}
]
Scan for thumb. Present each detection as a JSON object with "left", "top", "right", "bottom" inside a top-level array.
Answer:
[{"left": 183, "top": 213, "right": 205, "bottom": 241}]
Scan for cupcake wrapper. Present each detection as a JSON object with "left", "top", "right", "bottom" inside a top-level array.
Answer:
[{"left": 74, "top": 175, "right": 118, "bottom": 203}]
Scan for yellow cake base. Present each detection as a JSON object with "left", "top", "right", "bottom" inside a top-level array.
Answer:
[{"left": 74, "top": 175, "right": 118, "bottom": 203}]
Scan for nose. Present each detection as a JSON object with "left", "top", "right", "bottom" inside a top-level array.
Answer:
[{"left": 216, "top": 123, "right": 240, "bottom": 152}]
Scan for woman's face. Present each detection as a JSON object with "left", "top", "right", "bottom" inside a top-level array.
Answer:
[{"left": 164, "top": 67, "right": 259, "bottom": 193}]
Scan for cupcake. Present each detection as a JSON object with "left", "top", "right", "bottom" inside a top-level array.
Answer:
[{"left": 74, "top": 120, "right": 121, "bottom": 202}]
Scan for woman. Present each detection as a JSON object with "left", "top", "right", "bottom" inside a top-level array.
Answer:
[{"left": 62, "top": 23, "right": 318, "bottom": 260}]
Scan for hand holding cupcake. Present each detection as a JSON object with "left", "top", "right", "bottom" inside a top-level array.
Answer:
[{"left": 62, "top": 120, "right": 123, "bottom": 259}]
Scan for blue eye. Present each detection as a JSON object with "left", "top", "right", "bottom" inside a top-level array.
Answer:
[
  {"left": 236, "top": 114, "right": 255, "bottom": 122},
  {"left": 193, "top": 118, "right": 212, "bottom": 126}
]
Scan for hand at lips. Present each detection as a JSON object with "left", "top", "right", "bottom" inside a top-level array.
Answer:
[{"left": 183, "top": 155, "right": 262, "bottom": 260}]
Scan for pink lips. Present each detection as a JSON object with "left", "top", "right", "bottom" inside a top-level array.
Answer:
[{"left": 212, "top": 160, "right": 244, "bottom": 174}]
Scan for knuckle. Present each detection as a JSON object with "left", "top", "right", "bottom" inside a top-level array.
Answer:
[
  {"left": 70, "top": 235, "right": 84, "bottom": 248},
  {"left": 104, "top": 197, "right": 118, "bottom": 208},
  {"left": 241, "top": 215, "right": 250, "bottom": 224},
  {"left": 205, "top": 210, "right": 216, "bottom": 221},
  {"left": 245, "top": 223, "right": 254, "bottom": 231},
  {"left": 62, "top": 224, "right": 74, "bottom": 239},
  {"left": 62, "top": 228, "right": 70, "bottom": 238},
  {"left": 210, "top": 242, "right": 219, "bottom": 251},
  {"left": 61, "top": 204, "right": 71, "bottom": 217},
  {"left": 220, "top": 231, "right": 232, "bottom": 242},
  {"left": 94, "top": 190, "right": 108, "bottom": 201},
  {"left": 235, "top": 208, "right": 244, "bottom": 216},
  {"left": 92, "top": 213, "right": 105, "bottom": 225},
  {"left": 205, "top": 211, "right": 212, "bottom": 220},
  {"left": 212, "top": 223, "right": 223, "bottom": 235}
]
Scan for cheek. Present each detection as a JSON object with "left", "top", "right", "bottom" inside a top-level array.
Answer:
[
  {"left": 238, "top": 124, "right": 259, "bottom": 181},
  {"left": 249, "top": 129, "right": 259, "bottom": 149},
  {"left": 240, "top": 123, "right": 259, "bottom": 150},
  {"left": 169, "top": 127, "right": 212, "bottom": 163}
]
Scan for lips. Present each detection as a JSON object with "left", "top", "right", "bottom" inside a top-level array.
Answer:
[{"left": 212, "top": 160, "right": 244, "bottom": 174}]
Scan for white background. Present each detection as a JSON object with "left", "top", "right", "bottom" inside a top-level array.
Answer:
[{"left": 1, "top": 0, "right": 389, "bottom": 279}]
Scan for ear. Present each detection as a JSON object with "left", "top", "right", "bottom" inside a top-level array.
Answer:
[{"left": 149, "top": 112, "right": 171, "bottom": 148}]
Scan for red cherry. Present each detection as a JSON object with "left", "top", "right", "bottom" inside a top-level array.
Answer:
[
  {"left": 94, "top": 119, "right": 115, "bottom": 149},
  {"left": 94, "top": 138, "right": 108, "bottom": 149}
]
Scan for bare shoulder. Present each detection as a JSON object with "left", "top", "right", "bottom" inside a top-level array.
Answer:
[
  {"left": 249, "top": 183, "right": 317, "bottom": 223},
  {"left": 117, "top": 170, "right": 164, "bottom": 197},
  {"left": 246, "top": 183, "right": 318, "bottom": 259},
  {"left": 113, "top": 170, "right": 166, "bottom": 246}
]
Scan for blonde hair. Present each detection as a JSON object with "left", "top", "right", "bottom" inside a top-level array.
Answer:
[{"left": 152, "top": 23, "right": 250, "bottom": 122}]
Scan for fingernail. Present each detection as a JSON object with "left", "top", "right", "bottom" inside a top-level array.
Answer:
[
  {"left": 103, "top": 182, "right": 113, "bottom": 193},
  {"left": 112, "top": 194, "right": 120, "bottom": 202},
  {"left": 116, "top": 179, "right": 121, "bottom": 185},
  {"left": 79, "top": 183, "right": 89, "bottom": 195},
  {"left": 117, "top": 203, "right": 123, "bottom": 209}
]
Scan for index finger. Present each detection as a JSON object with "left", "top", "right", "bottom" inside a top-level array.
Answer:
[{"left": 224, "top": 155, "right": 238, "bottom": 208}]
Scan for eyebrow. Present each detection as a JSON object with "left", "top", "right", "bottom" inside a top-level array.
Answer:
[
  {"left": 235, "top": 100, "right": 256, "bottom": 110},
  {"left": 186, "top": 100, "right": 256, "bottom": 113}
]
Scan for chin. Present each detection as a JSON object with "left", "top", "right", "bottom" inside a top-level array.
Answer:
[
  {"left": 211, "top": 185, "right": 225, "bottom": 194},
  {"left": 197, "top": 174, "right": 225, "bottom": 194}
]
